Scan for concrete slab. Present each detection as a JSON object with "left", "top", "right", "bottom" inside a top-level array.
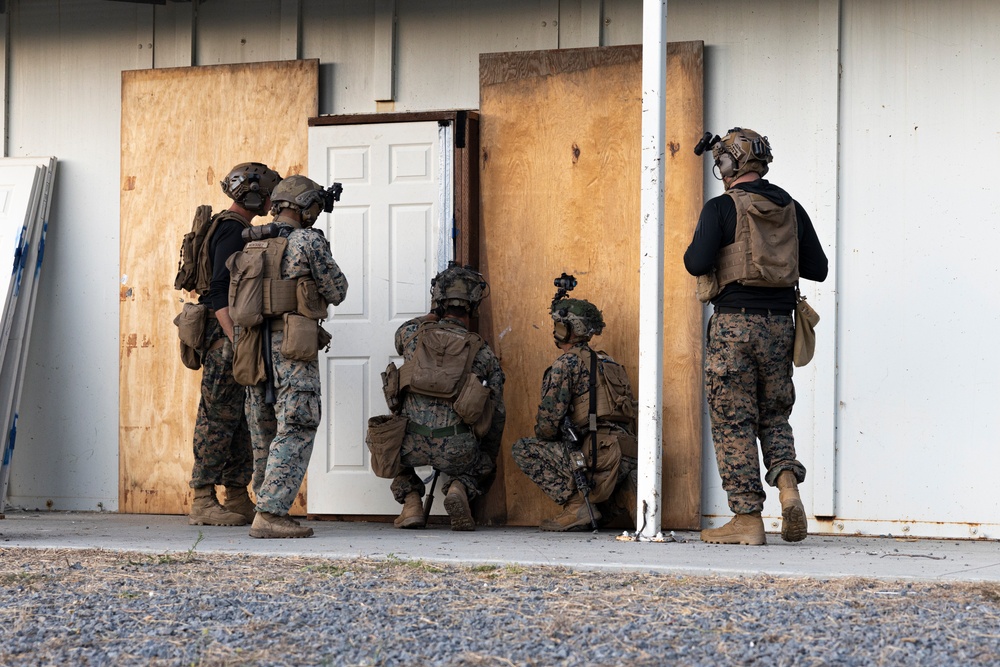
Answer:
[{"left": 1, "top": 511, "right": 998, "bottom": 582}]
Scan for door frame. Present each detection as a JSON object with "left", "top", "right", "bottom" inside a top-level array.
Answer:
[{"left": 306, "top": 111, "right": 505, "bottom": 525}]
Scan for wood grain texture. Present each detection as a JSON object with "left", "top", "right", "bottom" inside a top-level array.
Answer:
[
  {"left": 479, "top": 43, "right": 703, "bottom": 529},
  {"left": 120, "top": 59, "right": 318, "bottom": 515}
]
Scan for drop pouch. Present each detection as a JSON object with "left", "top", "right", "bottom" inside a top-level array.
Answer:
[
  {"left": 174, "top": 302, "right": 208, "bottom": 350},
  {"left": 793, "top": 290, "right": 820, "bottom": 367},
  {"left": 366, "top": 414, "right": 408, "bottom": 478}
]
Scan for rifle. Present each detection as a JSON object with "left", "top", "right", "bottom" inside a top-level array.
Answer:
[
  {"left": 261, "top": 324, "right": 276, "bottom": 404},
  {"left": 422, "top": 469, "right": 440, "bottom": 523},
  {"left": 561, "top": 417, "right": 599, "bottom": 532}
]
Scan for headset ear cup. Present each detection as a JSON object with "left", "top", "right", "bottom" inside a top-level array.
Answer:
[
  {"left": 243, "top": 192, "right": 263, "bottom": 212},
  {"left": 717, "top": 154, "right": 736, "bottom": 179},
  {"left": 554, "top": 321, "right": 570, "bottom": 343}
]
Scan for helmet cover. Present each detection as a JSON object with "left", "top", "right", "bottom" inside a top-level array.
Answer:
[
  {"left": 712, "top": 127, "right": 773, "bottom": 180},
  {"left": 431, "top": 264, "right": 488, "bottom": 313},
  {"left": 270, "top": 174, "right": 326, "bottom": 224},
  {"left": 551, "top": 298, "right": 605, "bottom": 342},
  {"left": 220, "top": 162, "right": 282, "bottom": 215}
]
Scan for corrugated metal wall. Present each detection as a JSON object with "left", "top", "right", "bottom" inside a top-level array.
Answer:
[{"left": 5, "top": 0, "right": 996, "bottom": 538}]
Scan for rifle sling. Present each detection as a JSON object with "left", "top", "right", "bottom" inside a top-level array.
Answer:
[{"left": 588, "top": 348, "right": 598, "bottom": 474}]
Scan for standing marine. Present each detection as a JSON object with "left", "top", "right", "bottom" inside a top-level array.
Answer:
[
  {"left": 512, "top": 284, "right": 638, "bottom": 532},
  {"left": 684, "top": 127, "right": 828, "bottom": 545},
  {"left": 186, "top": 162, "right": 281, "bottom": 527},
  {"left": 388, "top": 264, "right": 506, "bottom": 531},
  {"left": 240, "top": 175, "right": 349, "bottom": 538}
]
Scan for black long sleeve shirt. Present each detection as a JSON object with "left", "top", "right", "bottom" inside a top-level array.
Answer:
[
  {"left": 683, "top": 179, "right": 829, "bottom": 310},
  {"left": 202, "top": 216, "right": 247, "bottom": 312}
]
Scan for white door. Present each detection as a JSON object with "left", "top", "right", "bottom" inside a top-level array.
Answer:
[{"left": 307, "top": 121, "right": 453, "bottom": 515}]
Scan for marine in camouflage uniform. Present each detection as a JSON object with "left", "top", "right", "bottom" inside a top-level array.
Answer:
[
  {"left": 189, "top": 162, "right": 281, "bottom": 527},
  {"left": 390, "top": 265, "right": 506, "bottom": 531},
  {"left": 245, "top": 175, "right": 349, "bottom": 539},
  {"left": 512, "top": 298, "right": 638, "bottom": 532},
  {"left": 684, "top": 127, "right": 828, "bottom": 545}
]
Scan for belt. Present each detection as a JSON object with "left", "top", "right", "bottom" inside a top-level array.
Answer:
[
  {"left": 716, "top": 306, "right": 792, "bottom": 317},
  {"left": 269, "top": 318, "right": 285, "bottom": 332},
  {"left": 208, "top": 338, "right": 226, "bottom": 352},
  {"left": 406, "top": 422, "right": 471, "bottom": 438}
]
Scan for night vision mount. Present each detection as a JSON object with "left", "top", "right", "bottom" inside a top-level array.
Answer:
[
  {"left": 321, "top": 182, "right": 343, "bottom": 213},
  {"left": 693, "top": 131, "right": 721, "bottom": 156},
  {"left": 551, "top": 272, "right": 577, "bottom": 308}
]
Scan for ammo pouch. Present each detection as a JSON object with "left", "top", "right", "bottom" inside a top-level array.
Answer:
[
  {"left": 280, "top": 313, "right": 320, "bottom": 361},
  {"left": 453, "top": 373, "right": 491, "bottom": 427},
  {"left": 381, "top": 362, "right": 401, "bottom": 413},
  {"left": 232, "top": 325, "right": 266, "bottom": 386},
  {"left": 173, "top": 302, "right": 208, "bottom": 370},
  {"left": 366, "top": 414, "right": 408, "bottom": 478}
]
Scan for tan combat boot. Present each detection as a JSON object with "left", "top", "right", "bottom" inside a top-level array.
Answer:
[
  {"left": 539, "top": 493, "right": 601, "bottom": 532},
  {"left": 777, "top": 471, "right": 808, "bottom": 542},
  {"left": 223, "top": 486, "right": 256, "bottom": 523},
  {"left": 189, "top": 486, "right": 247, "bottom": 526},
  {"left": 249, "top": 512, "right": 313, "bottom": 538},
  {"left": 700, "top": 512, "right": 766, "bottom": 545},
  {"left": 443, "top": 481, "right": 475, "bottom": 531},
  {"left": 393, "top": 492, "right": 426, "bottom": 529}
]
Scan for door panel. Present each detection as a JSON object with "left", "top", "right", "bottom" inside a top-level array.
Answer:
[{"left": 307, "top": 121, "right": 450, "bottom": 515}]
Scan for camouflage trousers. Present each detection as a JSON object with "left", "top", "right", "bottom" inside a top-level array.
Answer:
[
  {"left": 511, "top": 436, "right": 637, "bottom": 525},
  {"left": 190, "top": 317, "right": 252, "bottom": 489},
  {"left": 246, "top": 330, "right": 321, "bottom": 515},
  {"left": 390, "top": 430, "right": 495, "bottom": 504},
  {"left": 705, "top": 312, "right": 806, "bottom": 514}
]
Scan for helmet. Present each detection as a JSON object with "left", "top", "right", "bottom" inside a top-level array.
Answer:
[
  {"left": 711, "top": 127, "right": 772, "bottom": 180},
  {"left": 270, "top": 174, "right": 326, "bottom": 225},
  {"left": 430, "top": 264, "right": 488, "bottom": 315},
  {"left": 220, "top": 162, "right": 281, "bottom": 216},
  {"left": 551, "top": 298, "right": 605, "bottom": 343}
]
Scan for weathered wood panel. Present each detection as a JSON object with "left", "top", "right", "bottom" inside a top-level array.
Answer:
[
  {"left": 479, "top": 43, "right": 703, "bottom": 529},
  {"left": 120, "top": 59, "right": 318, "bottom": 515}
]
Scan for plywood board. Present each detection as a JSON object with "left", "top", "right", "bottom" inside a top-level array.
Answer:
[
  {"left": 479, "top": 43, "right": 703, "bottom": 529},
  {"left": 120, "top": 60, "right": 318, "bottom": 515}
]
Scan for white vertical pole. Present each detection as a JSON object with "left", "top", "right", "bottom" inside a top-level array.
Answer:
[{"left": 636, "top": 0, "right": 667, "bottom": 540}]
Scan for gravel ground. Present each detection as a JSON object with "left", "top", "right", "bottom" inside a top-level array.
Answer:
[{"left": 1, "top": 546, "right": 998, "bottom": 666}]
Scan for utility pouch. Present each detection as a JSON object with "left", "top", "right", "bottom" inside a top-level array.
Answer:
[
  {"left": 280, "top": 313, "right": 320, "bottom": 361},
  {"left": 232, "top": 325, "right": 266, "bottom": 386},
  {"left": 366, "top": 414, "right": 408, "bottom": 478},
  {"left": 793, "top": 290, "right": 820, "bottom": 367},
  {"left": 614, "top": 433, "right": 639, "bottom": 459},
  {"left": 471, "top": 396, "right": 494, "bottom": 440},
  {"left": 296, "top": 278, "right": 329, "bottom": 320},
  {"left": 453, "top": 373, "right": 491, "bottom": 425},
  {"left": 587, "top": 432, "right": 624, "bottom": 504},
  {"left": 696, "top": 273, "right": 721, "bottom": 303},
  {"left": 174, "top": 302, "right": 208, "bottom": 350},
  {"left": 381, "top": 362, "right": 401, "bottom": 413},
  {"left": 226, "top": 251, "right": 265, "bottom": 327}
]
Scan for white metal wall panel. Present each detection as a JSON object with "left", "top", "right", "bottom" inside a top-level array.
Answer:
[
  {"left": 836, "top": 0, "right": 1000, "bottom": 538},
  {"left": 663, "top": 0, "right": 842, "bottom": 527},
  {"left": 6, "top": 1, "right": 151, "bottom": 511}
]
